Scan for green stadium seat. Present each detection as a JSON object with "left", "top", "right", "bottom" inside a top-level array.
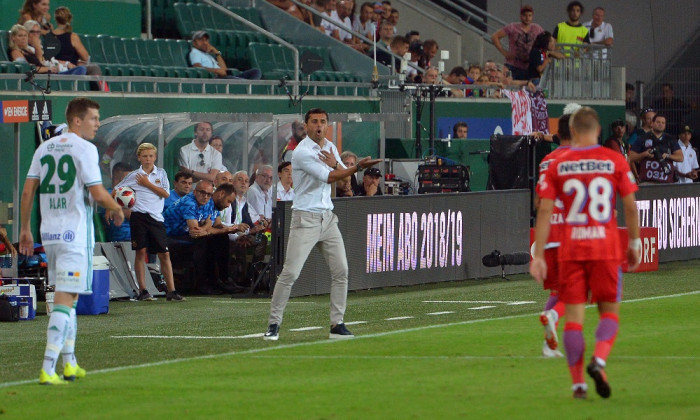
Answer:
[
  {"left": 98, "top": 35, "right": 122, "bottom": 64},
  {"left": 122, "top": 38, "right": 144, "bottom": 66},
  {"left": 173, "top": 2, "right": 196, "bottom": 38},
  {"left": 0, "top": 31, "right": 11, "bottom": 61},
  {"left": 79, "top": 34, "right": 107, "bottom": 64}
]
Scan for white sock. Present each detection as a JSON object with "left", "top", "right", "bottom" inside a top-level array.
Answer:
[
  {"left": 42, "top": 304, "right": 71, "bottom": 375},
  {"left": 61, "top": 304, "right": 78, "bottom": 366}
]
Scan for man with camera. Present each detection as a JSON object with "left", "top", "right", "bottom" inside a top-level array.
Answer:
[{"left": 629, "top": 114, "right": 683, "bottom": 184}]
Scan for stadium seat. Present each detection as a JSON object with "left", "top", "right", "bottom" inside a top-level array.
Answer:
[
  {"left": 122, "top": 38, "right": 144, "bottom": 66},
  {"left": 0, "top": 30, "right": 11, "bottom": 61}
]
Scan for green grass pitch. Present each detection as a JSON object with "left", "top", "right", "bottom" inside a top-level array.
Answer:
[{"left": 1, "top": 260, "right": 699, "bottom": 419}]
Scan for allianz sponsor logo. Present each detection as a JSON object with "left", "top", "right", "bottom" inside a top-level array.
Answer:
[
  {"left": 41, "top": 232, "right": 62, "bottom": 241},
  {"left": 557, "top": 159, "right": 614, "bottom": 175},
  {"left": 63, "top": 230, "right": 75, "bottom": 242}
]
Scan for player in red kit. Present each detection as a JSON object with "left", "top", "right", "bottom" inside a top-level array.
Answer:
[
  {"left": 530, "top": 107, "right": 642, "bottom": 399},
  {"left": 533, "top": 115, "right": 573, "bottom": 358}
]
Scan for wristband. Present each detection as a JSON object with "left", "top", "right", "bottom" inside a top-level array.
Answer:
[{"left": 334, "top": 162, "right": 338, "bottom": 169}]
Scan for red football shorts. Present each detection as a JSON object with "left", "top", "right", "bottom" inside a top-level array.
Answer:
[
  {"left": 559, "top": 260, "right": 622, "bottom": 304},
  {"left": 543, "top": 247, "right": 559, "bottom": 291}
]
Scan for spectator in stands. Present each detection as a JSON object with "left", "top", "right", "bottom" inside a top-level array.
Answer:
[
  {"left": 164, "top": 170, "right": 193, "bottom": 209},
  {"left": 674, "top": 125, "right": 699, "bottom": 183},
  {"left": 405, "top": 30, "right": 419, "bottom": 44},
  {"left": 483, "top": 60, "right": 500, "bottom": 82},
  {"left": 247, "top": 165, "right": 274, "bottom": 219},
  {"left": 9, "top": 24, "right": 86, "bottom": 75},
  {"left": 320, "top": 0, "right": 342, "bottom": 39},
  {"left": 454, "top": 122, "right": 468, "bottom": 139},
  {"left": 420, "top": 39, "right": 439, "bottom": 69},
  {"left": 422, "top": 66, "right": 439, "bottom": 84},
  {"left": 603, "top": 119, "right": 628, "bottom": 156},
  {"left": 467, "top": 64, "right": 481, "bottom": 82},
  {"left": 491, "top": 5, "right": 544, "bottom": 81},
  {"left": 163, "top": 181, "right": 240, "bottom": 294},
  {"left": 50, "top": 7, "right": 104, "bottom": 87},
  {"left": 113, "top": 143, "right": 183, "bottom": 302},
  {"left": 353, "top": 2, "right": 376, "bottom": 40},
  {"left": 389, "top": 8, "right": 399, "bottom": 31},
  {"left": 628, "top": 108, "right": 656, "bottom": 149},
  {"left": 381, "top": 1, "right": 392, "bottom": 22},
  {"left": 189, "top": 31, "right": 261, "bottom": 80},
  {"left": 103, "top": 162, "right": 132, "bottom": 242},
  {"left": 225, "top": 171, "right": 268, "bottom": 289},
  {"left": 336, "top": 176, "right": 354, "bottom": 197},
  {"left": 650, "top": 83, "right": 692, "bottom": 138},
  {"left": 528, "top": 31, "right": 563, "bottom": 84},
  {"left": 337, "top": 0, "right": 364, "bottom": 50},
  {"left": 268, "top": 0, "right": 314, "bottom": 26},
  {"left": 625, "top": 83, "right": 638, "bottom": 112},
  {"left": 179, "top": 122, "right": 222, "bottom": 183},
  {"left": 405, "top": 41, "right": 422, "bottom": 81},
  {"left": 277, "top": 162, "right": 295, "bottom": 201},
  {"left": 629, "top": 114, "right": 683, "bottom": 184},
  {"left": 553, "top": 1, "right": 590, "bottom": 54},
  {"left": 584, "top": 6, "right": 613, "bottom": 58},
  {"left": 441, "top": 66, "right": 468, "bottom": 97},
  {"left": 214, "top": 170, "right": 234, "bottom": 190},
  {"left": 356, "top": 167, "right": 383, "bottom": 196},
  {"left": 375, "top": 19, "right": 394, "bottom": 50},
  {"left": 18, "top": 0, "right": 52, "bottom": 35},
  {"left": 340, "top": 150, "right": 360, "bottom": 192},
  {"left": 209, "top": 135, "right": 231, "bottom": 171},
  {"left": 377, "top": 35, "right": 408, "bottom": 72},
  {"left": 281, "top": 120, "right": 306, "bottom": 162}
]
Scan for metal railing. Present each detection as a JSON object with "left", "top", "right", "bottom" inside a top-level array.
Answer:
[{"left": 538, "top": 44, "right": 613, "bottom": 99}]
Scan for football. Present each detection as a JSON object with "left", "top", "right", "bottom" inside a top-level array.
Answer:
[{"left": 114, "top": 186, "right": 136, "bottom": 208}]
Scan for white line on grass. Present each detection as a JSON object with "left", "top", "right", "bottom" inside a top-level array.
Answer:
[
  {"left": 385, "top": 316, "right": 414, "bottom": 321},
  {"left": 426, "top": 311, "right": 455, "bottom": 315},
  {"left": 2, "top": 290, "right": 698, "bottom": 389},
  {"left": 242, "top": 354, "right": 700, "bottom": 361},
  {"left": 288, "top": 326, "right": 323, "bottom": 332},
  {"left": 506, "top": 301, "right": 537, "bottom": 305},
  {"left": 112, "top": 333, "right": 264, "bottom": 339},
  {"left": 468, "top": 306, "right": 497, "bottom": 310},
  {"left": 212, "top": 301, "right": 316, "bottom": 304},
  {"left": 423, "top": 300, "right": 535, "bottom": 304},
  {"left": 344, "top": 321, "right": 367, "bottom": 325}
]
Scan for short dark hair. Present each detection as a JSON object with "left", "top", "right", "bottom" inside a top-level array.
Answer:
[
  {"left": 304, "top": 108, "right": 329, "bottom": 123},
  {"left": 448, "top": 66, "right": 467, "bottom": 78},
  {"left": 652, "top": 114, "right": 666, "bottom": 122},
  {"left": 112, "top": 161, "right": 132, "bottom": 175},
  {"left": 453, "top": 122, "right": 468, "bottom": 137},
  {"left": 194, "top": 121, "right": 213, "bottom": 133},
  {"left": 214, "top": 183, "right": 235, "bottom": 196},
  {"left": 567, "top": 1, "right": 583, "bottom": 13},
  {"left": 423, "top": 39, "right": 439, "bottom": 50},
  {"left": 405, "top": 30, "right": 419, "bottom": 39},
  {"left": 558, "top": 114, "right": 572, "bottom": 140},
  {"left": 174, "top": 170, "right": 194, "bottom": 182},
  {"left": 625, "top": 83, "right": 634, "bottom": 91},
  {"left": 278, "top": 161, "right": 291, "bottom": 173},
  {"left": 65, "top": 97, "right": 100, "bottom": 123}
]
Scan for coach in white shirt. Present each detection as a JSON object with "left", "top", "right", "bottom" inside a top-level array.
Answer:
[
  {"left": 247, "top": 165, "right": 273, "bottom": 219},
  {"left": 263, "top": 108, "right": 382, "bottom": 341},
  {"left": 178, "top": 122, "right": 223, "bottom": 183}
]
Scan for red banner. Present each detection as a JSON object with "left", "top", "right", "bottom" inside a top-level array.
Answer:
[{"left": 2, "top": 100, "right": 29, "bottom": 123}]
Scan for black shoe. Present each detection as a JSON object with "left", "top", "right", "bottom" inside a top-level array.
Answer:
[
  {"left": 329, "top": 322, "right": 354, "bottom": 339},
  {"left": 587, "top": 357, "right": 611, "bottom": 399},
  {"left": 263, "top": 324, "right": 279, "bottom": 341},
  {"left": 136, "top": 289, "right": 155, "bottom": 301},
  {"left": 166, "top": 290, "right": 186, "bottom": 301}
]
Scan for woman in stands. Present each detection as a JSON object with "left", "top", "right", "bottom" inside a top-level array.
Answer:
[
  {"left": 9, "top": 24, "right": 86, "bottom": 75},
  {"left": 18, "top": 0, "right": 53, "bottom": 35},
  {"left": 51, "top": 7, "right": 101, "bottom": 76},
  {"left": 527, "top": 31, "right": 564, "bottom": 85}
]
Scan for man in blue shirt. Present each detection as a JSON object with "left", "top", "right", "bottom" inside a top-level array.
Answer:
[
  {"left": 189, "top": 31, "right": 261, "bottom": 80},
  {"left": 102, "top": 162, "right": 132, "bottom": 242},
  {"left": 163, "top": 181, "right": 242, "bottom": 294},
  {"left": 164, "top": 170, "right": 193, "bottom": 210}
]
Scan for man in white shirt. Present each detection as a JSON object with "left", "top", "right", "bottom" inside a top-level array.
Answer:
[
  {"left": 189, "top": 30, "right": 261, "bottom": 80},
  {"left": 178, "top": 122, "right": 222, "bottom": 183},
  {"left": 584, "top": 7, "right": 613, "bottom": 59},
  {"left": 263, "top": 108, "right": 382, "bottom": 341},
  {"left": 277, "top": 162, "right": 295, "bottom": 201},
  {"left": 247, "top": 165, "right": 274, "bottom": 219},
  {"left": 674, "top": 125, "right": 699, "bottom": 183}
]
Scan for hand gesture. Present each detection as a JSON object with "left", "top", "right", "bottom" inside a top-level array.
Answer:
[
  {"left": 529, "top": 257, "right": 547, "bottom": 284},
  {"left": 357, "top": 156, "right": 383, "bottom": 169},
  {"left": 107, "top": 208, "right": 125, "bottom": 227},
  {"left": 135, "top": 173, "right": 151, "bottom": 187},
  {"left": 319, "top": 150, "right": 338, "bottom": 169}
]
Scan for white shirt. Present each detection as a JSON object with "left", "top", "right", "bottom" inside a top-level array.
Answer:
[
  {"left": 276, "top": 180, "right": 295, "bottom": 201},
  {"left": 116, "top": 165, "right": 170, "bottom": 222},
  {"left": 353, "top": 19, "right": 375, "bottom": 39},
  {"left": 584, "top": 20, "right": 613, "bottom": 58},
  {"left": 247, "top": 182, "right": 272, "bottom": 219},
  {"left": 221, "top": 195, "right": 258, "bottom": 241},
  {"left": 674, "top": 141, "right": 699, "bottom": 183},
  {"left": 27, "top": 132, "right": 102, "bottom": 247},
  {"left": 178, "top": 140, "right": 223, "bottom": 175},
  {"left": 291, "top": 137, "right": 345, "bottom": 213},
  {"left": 338, "top": 16, "right": 353, "bottom": 41},
  {"left": 321, "top": 11, "right": 342, "bottom": 37}
]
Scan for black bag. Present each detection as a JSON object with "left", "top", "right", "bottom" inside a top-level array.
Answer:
[{"left": 0, "top": 295, "right": 20, "bottom": 322}]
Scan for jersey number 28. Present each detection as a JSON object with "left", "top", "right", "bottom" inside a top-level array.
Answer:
[{"left": 563, "top": 177, "right": 613, "bottom": 223}]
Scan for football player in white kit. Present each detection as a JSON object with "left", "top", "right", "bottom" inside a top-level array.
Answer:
[{"left": 19, "top": 97, "right": 124, "bottom": 385}]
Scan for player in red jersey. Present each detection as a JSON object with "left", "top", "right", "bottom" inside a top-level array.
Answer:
[
  {"left": 530, "top": 107, "right": 642, "bottom": 399},
  {"left": 533, "top": 115, "right": 573, "bottom": 358}
]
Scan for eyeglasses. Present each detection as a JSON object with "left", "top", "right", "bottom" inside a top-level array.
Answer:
[
  {"left": 29, "top": 30, "right": 41, "bottom": 34},
  {"left": 195, "top": 190, "right": 213, "bottom": 197},
  {"left": 198, "top": 153, "right": 205, "bottom": 167}
]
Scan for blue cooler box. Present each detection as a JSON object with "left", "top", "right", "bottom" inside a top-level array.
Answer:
[
  {"left": 76, "top": 256, "right": 110, "bottom": 315},
  {"left": 0, "top": 282, "right": 36, "bottom": 320}
]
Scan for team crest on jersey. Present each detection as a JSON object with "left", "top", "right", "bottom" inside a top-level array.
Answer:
[
  {"left": 62, "top": 230, "right": 75, "bottom": 242},
  {"left": 46, "top": 143, "right": 55, "bottom": 151}
]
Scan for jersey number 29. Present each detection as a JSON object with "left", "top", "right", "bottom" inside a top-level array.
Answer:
[{"left": 40, "top": 155, "right": 76, "bottom": 194}]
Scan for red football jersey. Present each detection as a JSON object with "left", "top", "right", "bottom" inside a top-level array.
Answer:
[
  {"left": 538, "top": 145, "right": 638, "bottom": 261},
  {"left": 536, "top": 146, "right": 570, "bottom": 248}
]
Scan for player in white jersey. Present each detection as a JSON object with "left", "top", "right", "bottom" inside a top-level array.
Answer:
[{"left": 19, "top": 97, "right": 124, "bottom": 385}]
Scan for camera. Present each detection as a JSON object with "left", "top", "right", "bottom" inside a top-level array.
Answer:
[{"left": 648, "top": 147, "right": 672, "bottom": 174}]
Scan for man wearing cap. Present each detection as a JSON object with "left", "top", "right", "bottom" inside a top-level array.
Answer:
[
  {"left": 356, "top": 167, "right": 384, "bottom": 196},
  {"left": 674, "top": 125, "right": 699, "bottom": 183},
  {"left": 189, "top": 30, "right": 261, "bottom": 80},
  {"left": 491, "top": 5, "right": 544, "bottom": 81}
]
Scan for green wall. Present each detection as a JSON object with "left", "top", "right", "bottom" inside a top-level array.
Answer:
[{"left": 1, "top": 0, "right": 140, "bottom": 38}]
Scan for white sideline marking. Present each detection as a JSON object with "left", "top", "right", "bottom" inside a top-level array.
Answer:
[
  {"left": 244, "top": 354, "right": 700, "bottom": 361},
  {"left": 426, "top": 311, "right": 455, "bottom": 315},
  {"left": 506, "top": 301, "right": 537, "bottom": 305},
  {"left": 468, "top": 306, "right": 496, "bottom": 310},
  {"left": 344, "top": 321, "right": 367, "bottom": 325},
  {"left": 212, "top": 301, "right": 315, "bottom": 304},
  {"left": 2, "top": 290, "right": 698, "bottom": 389},
  {"left": 289, "top": 326, "right": 323, "bottom": 332},
  {"left": 386, "top": 316, "right": 414, "bottom": 321},
  {"left": 423, "top": 300, "right": 534, "bottom": 304},
  {"left": 112, "top": 333, "right": 264, "bottom": 339}
]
